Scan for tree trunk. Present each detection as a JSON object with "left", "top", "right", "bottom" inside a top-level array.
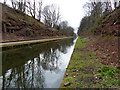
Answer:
[
  {"left": 4, "top": 0, "right": 6, "bottom": 5},
  {"left": 3, "top": 24, "right": 6, "bottom": 33},
  {"left": 114, "top": 1, "right": 117, "bottom": 9},
  {"left": 119, "top": 1, "right": 120, "bottom": 7},
  {"left": 23, "top": 0, "right": 26, "bottom": 14},
  {"left": 33, "top": 0, "right": 36, "bottom": 19}
]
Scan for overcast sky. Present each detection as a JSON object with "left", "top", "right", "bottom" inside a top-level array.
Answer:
[{"left": 1, "top": 0, "right": 89, "bottom": 29}]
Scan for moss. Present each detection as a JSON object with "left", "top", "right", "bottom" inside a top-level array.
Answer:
[{"left": 94, "top": 66, "right": 120, "bottom": 88}]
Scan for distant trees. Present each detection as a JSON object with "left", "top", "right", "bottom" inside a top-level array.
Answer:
[
  {"left": 78, "top": 0, "right": 120, "bottom": 36},
  {"left": 58, "top": 21, "right": 75, "bottom": 36},
  {"left": 59, "top": 21, "right": 68, "bottom": 30},
  {"left": 78, "top": 0, "right": 119, "bottom": 35},
  {"left": 80, "top": 1, "right": 103, "bottom": 34},
  {"left": 78, "top": 16, "right": 89, "bottom": 35}
]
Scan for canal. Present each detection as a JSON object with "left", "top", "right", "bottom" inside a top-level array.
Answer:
[{"left": 0, "top": 38, "right": 76, "bottom": 88}]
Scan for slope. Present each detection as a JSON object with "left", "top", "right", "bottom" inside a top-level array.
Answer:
[{"left": 1, "top": 3, "right": 64, "bottom": 42}]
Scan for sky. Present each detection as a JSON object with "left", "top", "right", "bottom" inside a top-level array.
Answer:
[
  {"left": 42, "top": 0, "right": 88, "bottom": 29},
  {"left": 1, "top": 0, "right": 88, "bottom": 30}
]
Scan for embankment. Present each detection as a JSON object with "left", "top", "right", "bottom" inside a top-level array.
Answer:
[
  {"left": 61, "top": 37, "right": 120, "bottom": 88},
  {"left": 1, "top": 3, "right": 64, "bottom": 42}
]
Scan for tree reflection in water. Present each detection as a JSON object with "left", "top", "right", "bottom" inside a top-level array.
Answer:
[{"left": 2, "top": 38, "right": 75, "bottom": 88}]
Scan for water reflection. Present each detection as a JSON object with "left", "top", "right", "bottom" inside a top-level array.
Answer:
[{"left": 1, "top": 38, "right": 76, "bottom": 88}]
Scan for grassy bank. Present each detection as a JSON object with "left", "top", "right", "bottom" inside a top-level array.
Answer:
[
  {"left": 61, "top": 37, "right": 120, "bottom": 88},
  {"left": 1, "top": 37, "right": 72, "bottom": 49},
  {"left": 1, "top": 3, "right": 65, "bottom": 42}
]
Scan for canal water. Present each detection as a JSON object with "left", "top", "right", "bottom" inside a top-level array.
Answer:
[{"left": 0, "top": 38, "right": 76, "bottom": 88}]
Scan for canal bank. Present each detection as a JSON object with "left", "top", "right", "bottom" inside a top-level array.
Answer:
[
  {"left": 61, "top": 37, "right": 120, "bottom": 88},
  {"left": 0, "top": 37, "right": 72, "bottom": 50}
]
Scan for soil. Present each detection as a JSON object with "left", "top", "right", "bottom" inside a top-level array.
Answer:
[{"left": 87, "top": 35, "right": 119, "bottom": 67}]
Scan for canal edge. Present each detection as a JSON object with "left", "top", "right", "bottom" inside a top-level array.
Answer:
[{"left": 0, "top": 37, "right": 73, "bottom": 49}]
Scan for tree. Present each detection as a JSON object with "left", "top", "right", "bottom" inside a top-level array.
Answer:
[
  {"left": 78, "top": 0, "right": 106, "bottom": 35},
  {"left": 59, "top": 21, "right": 74, "bottom": 36},
  {"left": 23, "top": 0, "right": 26, "bottom": 14},
  {"left": 11, "top": 0, "right": 26, "bottom": 13},
  {"left": 27, "top": 0, "right": 36, "bottom": 18},
  {"left": 59, "top": 21, "right": 68, "bottom": 30},
  {"left": 42, "top": 4, "right": 61, "bottom": 27},
  {"left": 33, "top": 0, "right": 36, "bottom": 18},
  {"left": 83, "top": 2, "right": 93, "bottom": 16},
  {"left": 18, "top": 0, "right": 23, "bottom": 12},
  {"left": 114, "top": 0, "right": 117, "bottom": 9},
  {"left": 4, "top": 0, "right": 7, "bottom": 5},
  {"left": 82, "top": 0, "right": 103, "bottom": 29},
  {"left": 103, "top": 0, "right": 112, "bottom": 14},
  {"left": 11, "top": 0, "right": 17, "bottom": 9},
  {"left": 37, "top": 0, "right": 43, "bottom": 21},
  {"left": 119, "top": 1, "right": 120, "bottom": 7},
  {"left": 78, "top": 16, "right": 90, "bottom": 35},
  {"left": 114, "top": 0, "right": 120, "bottom": 9}
]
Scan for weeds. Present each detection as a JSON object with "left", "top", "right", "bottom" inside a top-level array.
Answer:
[{"left": 94, "top": 66, "right": 120, "bottom": 88}]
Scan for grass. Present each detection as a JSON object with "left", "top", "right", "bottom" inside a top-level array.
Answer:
[
  {"left": 60, "top": 37, "right": 120, "bottom": 88},
  {"left": 94, "top": 66, "right": 120, "bottom": 88}
]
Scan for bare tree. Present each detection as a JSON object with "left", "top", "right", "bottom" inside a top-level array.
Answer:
[
  {"left": 114, "top": 0, "right": 117, "bottom": 9},
  {"left": 53, "top": 7, "right": 61, "bottom": 27},
  {"left": 18, "top": 0, "right": 23, "bottom": 12},
  {"left": 83, "top": 2, "right": 93, "bottom": 16},
  {"left": 37, "top": 0, "right": 43, "bottom": 21},
  {"left": 27, "top": 0, "right": 36, "bottom": 18},
  {"left": 10, "top": 0, "right": 26, "bottom": 13},
  {"left": 33, "top": 0, "right": 36, "bottom": 18},
  {"left": 119, "top": 1, "right": 120, "bottom": 7},
  {"left": 42, "top": 4, "right": 61, "bottom": 27},
  {"left": 18, "top": 0, "right": 27, "bottom": 13},
  {"left": 11, "top": 0, "right": 17, "bottom": 9},
  {"left": 23, "top": 0, "right": 26, "bottom": 13},
  {"left": 114, "top": 0, "right": 120, "bottom": 9},
  {"left": 103, "top": 0, "right": 112, "bottom": 13}
]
